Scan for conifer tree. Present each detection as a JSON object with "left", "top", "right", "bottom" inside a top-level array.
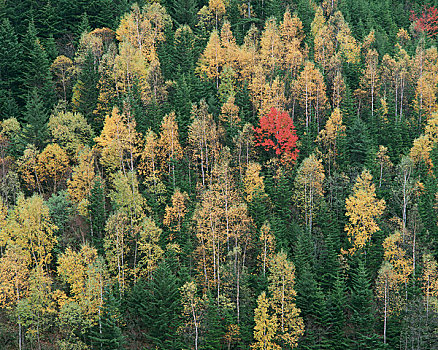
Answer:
[
  {"left": 0, "top": 19, "right": 22, "bottom": 104},
  {"left": 88, "top": 289, "right": 125, "bottom": 350},
  {"left": 21, "top": 89, "right": 49, "bottom": 149},
  {"left": 21, "top": 21, "right": 55, "bottom": 109}
]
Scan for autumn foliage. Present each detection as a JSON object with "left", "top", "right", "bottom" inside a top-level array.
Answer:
[
  {"left": 411, "top": 6, "right": 438, "bottom": 37},
  {"left": 254, "top": 108, "right": 299, "bottom": 163}
]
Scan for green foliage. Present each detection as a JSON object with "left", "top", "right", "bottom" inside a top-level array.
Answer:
[
  {"left": 88, "top": 289, "right": 125, "bottom": 350},
  {"left": 126, "top": 262, "right": 182, "bottom": 349},
  {"left": 21, "top": 88, "right": 49, "bottom": 149}
]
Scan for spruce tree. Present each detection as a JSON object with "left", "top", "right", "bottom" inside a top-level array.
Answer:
[
  {"left": 89, "top": 177, "right": 106, "bottom": 249},
  {"left": 21, "top": 88, "right": 49, "bottom": 149},
  {"left": 72, "top": 50, "right": 100, "bottom": 132},
  {"left": 0, "top": 18, "right": 22, "bottom": 104},
  {"left": 349, "top": 260, "right": 382, "bottom": 349},
  {"left": 126, "top": 262, "right": 182, "bottom": 349},
  {"left": 21, "top": 21, "right": 55, "bottom": 110},
  {"left": 171, "top": 0, "right": 198, "bottom": 27},
  {"left": 89, "top": 289, "right": 125, "bottom": 350}
]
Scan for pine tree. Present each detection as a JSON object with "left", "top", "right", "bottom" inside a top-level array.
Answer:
[
  {"left": 0, "top": 19, "right": 22, "bottom": 104},
  {"left": 89, "top": 177, "right": 106, "bottom": 247},
  {"left": 171, "top": 0, "right": 198, "bottom": 27},
  {"left": 127, "top": 262, "right": 182, "bottom": 349},
  {"left": 21, "top": 89, "right": 49, "bottom": 149},
  {"left": 88, "top": 289, "right": 125, "bottom": 350},
  {"left": 350, "top": 260, "right": 382, "bottom": 349},
  {"left": 21, "top": 21, "right": 55, "bottom": 110}
]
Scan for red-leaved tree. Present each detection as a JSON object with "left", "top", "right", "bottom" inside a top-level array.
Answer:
[
  {"left": 411, "top": 6, "right": 438, "bottom": 37},
  {"left": 254, "top": 107, "right": 299, "bottom": 164}
]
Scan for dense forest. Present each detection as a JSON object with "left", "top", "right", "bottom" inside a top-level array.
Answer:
[{"left": 1, "top": 0, "right": 438, "bottom": 349}]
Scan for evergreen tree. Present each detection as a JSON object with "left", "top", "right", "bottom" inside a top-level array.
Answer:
[
  {"left": 72, "top": 50, "right": 100, "bottom": 133},
  {"left": 21, "top": 88, "right": 49, "bottom": 149},
  {"left": 89, "top": 289, "right": 125, "bottom": 350},
  {"left": 21, "top": 21, "right": 55, "bottom": 110},
  {"left": 349, "top": 260, "right": 382, "bottom": 349},
  {"left": 171, "top": 0, "right": 198, "bottom": 28},
  {"left": 126, "top": 262, "right": 182, "bottom": 349},
  {"left": 89, "top": 177, "right": 106, "bottom": 249},
  {"left": 0, "top": 18, "right": 22, "bottom": 104}
]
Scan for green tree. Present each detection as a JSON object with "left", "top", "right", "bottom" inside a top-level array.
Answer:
[
  {"left": 127, "top": 262, "right": 182, "bottom": 349},
  {"left": 88, "top": 288, "right": 125, "bottom": 350},
  {"left": 21, "top": 89, "right": 49, "bottom": 149},
  {"left": 0, "top": 18, "right": 22, "bottom": 104},
  {"left": 72, "top": 50, "right": 100, "bottom": 133},
  {"left": 21, "top": 21, "right": 55, "bottom": 109}
]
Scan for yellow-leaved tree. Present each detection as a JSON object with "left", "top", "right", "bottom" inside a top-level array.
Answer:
[
  {"left": 57, "top": 244, "right": 108, "bottom": 326},
  {"left": 252, "top": 291, "right": 280, "bottom": 350},
  {"left": 294, "top": 154, "right": 325, "bottom": 234},
  {"left": 344, "top": 170, "right": 385, "bottom": 254},
  {"left": 158, "top": 112, "right": 183, "bottom": 188},
  {"left": 2, "top": 194, "right": 57, "bottom": 269},
  {"left": 268, "top": 252, "right": 304, "bottom": 348},
  {"left": 94, "top": 107, "right": 142, "bottom": 175},
  {"left": 422, "top": 254, "right": 438, "bottom": 317},
  {"left": 67, "top": 146, "right": 95, "bottom": 216},
  {"left": 316, "top": 108, "right": 346, "bottom": 175}
]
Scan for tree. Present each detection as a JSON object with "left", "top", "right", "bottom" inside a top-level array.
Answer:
[
  {"left": 280, "top": 10, "right": 306, "bottom": 79},
  {"left": 158, "top": 112, "right": 183, "bottom": 188},
  {"left": 72, "top": 50, "right": 100, "bottom": 131},
  {"left": 104, "top": 212, "right": 130, "bottom": 294},
  {"left": 197, "top": 29, "right": 224, "bottom": 89},
  {"left": 48, "top": 110, "right": 94, "bottom": 158},
  {"left": 209, "top": 0, "right": 226, "bottom": 30},
  {"left": 0, "top": 245, "right": 29, "bottom": 350},
  {"left": 67, "top": 147, "right": 95, "bottom": 216},
  {"left": 382, "top": 231, "right": 414, "bottom": 302},
  {"left": 180, "top": 281, "right": 204, "bottom": 350},
  {"left": 164, "top": 188, "right": 188, "bottom": 235},
  {"left": 350, "top": 260, "right": 381, "bottom": 348},
  {"left": 422, "top": 254, "right": 438, "bottom": 319},
  {"left": 36, "top": 143, "right": 70, "bottom": 194},
  {"left": 293, "top": 61, "right": 327, "bottom": 133},
  {"left": 375, "top": 261, "right": 400, "bottom": 345},
  {"left": 138, "top": 217, "right": 163, "bottom": 280},
  {"left": 360, "top": 49, "right": 380, "bottom": 118},
  {"left": 0, "top": 19, "right": 22, "bottom": 103},
  {"left": 244, "top": 162, "right": 266, "bottom": 203},
  {"left": 89, "top": 177, "right": 106, "bottom": 241},
  {"left": 344, "top": 170, "right": 385, "bottom": 255},
  {"left": 260, "top": 17, "right": 283, "bottom": 78},
  {"left": 21, "top": 21, "right": 55, "bottom": 109},
  {"left": 258, "top": 222, "right": 276, "bottom": 278},
  {"left": 294, "top": 154, "right": 325, "bottom": 234},
  {"left": 57, "top": 244, "right": 108, "bottom": 325},
  {"left": 21, "top": 89, "right": 49, "bottom": 149},
  {"left": 254, "top": 108, "right": 299, "bottom": 164},
  {"left": 94, "top": 107, "right": 142, "bottom": 175},
  {"left": 88, "top": 288, "right": 125, "bottom": 349},
  {"left": 316, "top": 108, "right": 346, "bottom": 175},
  {"left": 116, "top": 3, "right": 170, "bottom": 63},
  {"left": 252, "top": 291, "right": 279, "bottom": 350},
  {"left": 16, "top": 265, "right": 55, "bottom": 349},
  {"left": 411, "top": 6, "right": 438, "bottom": 38},
  {"left": 188, "top": 100, "right": 220, "bottom": 186},
  {"left": 2, "top": 194, "right": 57, "bottom": 269},
  {"left": 127, "top": 262, "right": 182, "bottom": 349},
  {"left": 268, "top": 252, "right": 304, "bottom": 348},
  {"left": 375, "top": 145, "right": 393, "bottom": 189},
  {"left": 51, "top": 55, "right": 74, "bottom": 101}
]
